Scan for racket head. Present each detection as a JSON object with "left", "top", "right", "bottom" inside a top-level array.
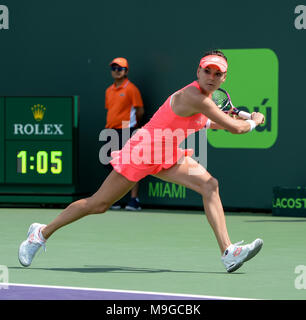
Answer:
[
  {"left": 212, "top": 88, "right": 232, "bottom": 113},
  {"left": 213, "top": 88, "right": 252, "bottom": 119}
]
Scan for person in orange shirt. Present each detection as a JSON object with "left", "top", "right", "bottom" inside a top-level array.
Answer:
[{"left": 104, "top": 57, "right": 144, "bottom": 210}]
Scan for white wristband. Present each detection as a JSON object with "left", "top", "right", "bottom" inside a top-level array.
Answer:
[
  {"left": 205, "top": 119, "right": 211, "bottom": 129},
  {"left": 246, "top": 120, "right": 256, "bottom": 132}
]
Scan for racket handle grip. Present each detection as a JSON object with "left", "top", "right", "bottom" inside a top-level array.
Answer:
[{"left": 238, "top": 110, "right": 252, "bottom": 120}]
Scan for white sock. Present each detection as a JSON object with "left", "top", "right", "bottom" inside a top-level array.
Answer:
[{"left": 38, "top": 227, "right": 46, "bottom": 242}]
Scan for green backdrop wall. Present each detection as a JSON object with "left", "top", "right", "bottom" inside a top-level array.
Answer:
[{"left": 0, "top": 0, "right": 305, "bottom": 209}]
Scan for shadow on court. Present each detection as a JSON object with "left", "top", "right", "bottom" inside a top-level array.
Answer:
[{"left": 10, "top": 265, "right": 243, "bottom": 275}]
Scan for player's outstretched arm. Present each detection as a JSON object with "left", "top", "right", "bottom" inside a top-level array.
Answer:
[
  {"left": 179, "top": 87, "right": 264, "bottom": 134},
  {"left": 209, "top": 112, "right": 265, "bottom": 130}
]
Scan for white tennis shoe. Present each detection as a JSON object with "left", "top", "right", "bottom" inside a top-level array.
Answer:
[
  {"left": 18, "top": 223, "right": 47, "bottom": 267},
  {"left": 221, "top": 238, "right": 263, "bottom": 273}
]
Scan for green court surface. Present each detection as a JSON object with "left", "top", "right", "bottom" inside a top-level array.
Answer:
[{"left": 1, "top": 208, "right": 306, "bottom": 300}]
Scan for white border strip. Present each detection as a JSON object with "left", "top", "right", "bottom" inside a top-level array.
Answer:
[{"left": 1, "top": 282, "right": 253, "bottom": 300}]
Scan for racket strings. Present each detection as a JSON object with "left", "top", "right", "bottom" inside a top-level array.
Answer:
[
  {"left": 212, "top": 88, "right": 251, "bottom": 119},
  {"left": 212, "top": 90, "right": 230, "bottom": 111}
]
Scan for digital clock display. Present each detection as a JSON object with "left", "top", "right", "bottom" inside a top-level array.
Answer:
[
  {"left": 5, "top": 141, "right": 73, "bottom": 184},
  {"left": 0, "top": 96, "right": 78, "bottom": 190},
  {"left": 17, "top": 151, "right": 63, "bottom": 175}
]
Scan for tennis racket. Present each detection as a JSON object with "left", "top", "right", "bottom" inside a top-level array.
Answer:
[{"left": 212, "top": 88, "right": 251, "bottom": 120}]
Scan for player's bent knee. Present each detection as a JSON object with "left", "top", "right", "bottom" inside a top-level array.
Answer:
[
  {"left": 91, "top": 202, "right": 110, "bottom": 214},
  {"left": 85, "top": 198, "right": 110, "bottom": 214},
  {"left": 200, "top": 177, "right": 219, "bottom": 197}
]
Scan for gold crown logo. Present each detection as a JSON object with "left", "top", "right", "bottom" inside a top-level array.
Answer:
[{"left": 31, "top": 104, "right": 46, "bottom": 121}]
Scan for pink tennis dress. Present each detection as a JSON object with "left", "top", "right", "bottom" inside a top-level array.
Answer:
[{"left": 110, "top": 81, "right": 208, "bottom": 181}]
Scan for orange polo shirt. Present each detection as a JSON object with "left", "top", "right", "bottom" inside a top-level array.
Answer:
[{"left": 105, "top": 78, "right": 144, "bottom": 129}]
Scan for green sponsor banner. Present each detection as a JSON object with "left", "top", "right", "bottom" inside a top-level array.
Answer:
[
  {"left": 5, "top": 97, "right": 73, "bottom": 140},
  {"left": 208, "top": 48, "right": 279, "bottom": 149},
  {"left": 272, "top": 187, "right": 306, "bottom": 217},
  {"left": 148, "top": 181, "right": 187, "bottom": 199},
  {"left": 138, "top": 176, "right": 203, "bottom": 207}
]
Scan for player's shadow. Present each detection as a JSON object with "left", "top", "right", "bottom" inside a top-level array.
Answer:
[{"left": 10, "top": 265, "right": 243, "bottom": 275}]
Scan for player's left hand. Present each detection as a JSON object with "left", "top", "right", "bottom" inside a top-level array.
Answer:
[{"left": 251, "top": 112, "right": 265, "bottom": 124}]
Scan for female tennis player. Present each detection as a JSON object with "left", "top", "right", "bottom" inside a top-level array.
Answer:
[{"left": 19, "top": 50, "right": 265, "bottom": 273}]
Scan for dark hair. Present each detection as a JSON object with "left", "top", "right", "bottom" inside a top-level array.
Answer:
[{"left": 202, "top": 50, "right": 227, "bottom": 61}]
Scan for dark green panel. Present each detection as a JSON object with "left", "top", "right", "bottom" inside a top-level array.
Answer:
[
  {"left": 5, "top": 141, "right": 73, "bottom": 184},
  {"left": 0, "top": 98, "right": 4, "bottom": 183},
  {"left": 272, "top": 187, "right": 306, "bottom": 217},
  {"left": 5, "top": 97, "right": 73, "bottom": 140},
  {"left": 0, "top": 1, "right": 305, "bottom": 209}
]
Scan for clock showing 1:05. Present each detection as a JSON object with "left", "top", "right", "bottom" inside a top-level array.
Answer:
[
  {"left": 5, "top": 141, "right": 73, "bottom": 184},
  {"left": 1, "top": 96, "right": 78, "bottom": 190},
  {"left": 17, "top": 150, "right": 63, "bottom": 174}
]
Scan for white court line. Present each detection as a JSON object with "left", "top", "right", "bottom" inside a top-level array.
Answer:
[{"left": 1, "top": 282, "right": 254, "bottom": 300}]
